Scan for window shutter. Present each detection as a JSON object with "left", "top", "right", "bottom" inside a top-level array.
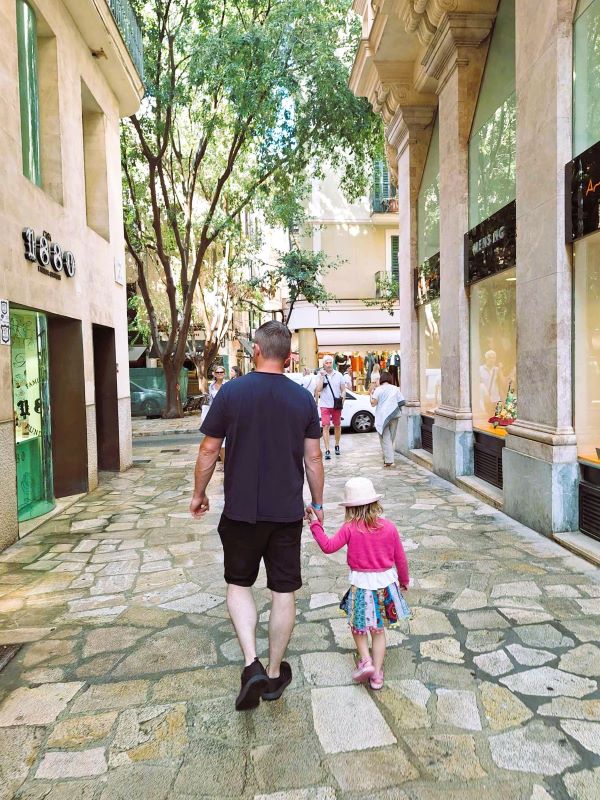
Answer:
[{"left": 391, "top": 236, "right": 399, "bottom": 284}]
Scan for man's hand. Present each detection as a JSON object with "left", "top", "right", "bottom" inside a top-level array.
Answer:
[
  {"left": 305, "top": 505, "right": 324, "bottom": 524},
  {"left": 190, "top": 493, "right": 210, "bottom": 518}
]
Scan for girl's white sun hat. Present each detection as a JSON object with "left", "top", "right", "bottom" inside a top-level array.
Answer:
[{"left": 339, "top": 477, "right": 383, "bottom": 507}]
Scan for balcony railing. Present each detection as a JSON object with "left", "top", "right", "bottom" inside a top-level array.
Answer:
[
  {"left": 107, "top": 0, "right": 144, "bottom": 82},
  {"left": 371, "top": 196, "right": 399, "bottom": 214}
]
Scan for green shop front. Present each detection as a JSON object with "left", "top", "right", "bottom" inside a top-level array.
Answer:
[{"left": 10, "top": 307, "right": 55, "bottom": 521}]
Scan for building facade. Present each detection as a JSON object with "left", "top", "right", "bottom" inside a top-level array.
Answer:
[
  {"left": 351, "top": 0, "right": 600, "bottom": 558},
  {"left": 289, "top": 169, "right": 401, "bottom": 388},
  {"left": 0, "top": 0, "right": 144, "bottom": 551}
]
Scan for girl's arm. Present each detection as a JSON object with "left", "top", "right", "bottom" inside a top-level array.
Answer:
[
  {"left": 393, "top": 532, "right": 410, "bottom": 588},
  {"left": 310, "top": 521, "right": 350, "bottom": 554}
]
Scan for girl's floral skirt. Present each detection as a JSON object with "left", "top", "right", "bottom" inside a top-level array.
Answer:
[{"left": 340, "top": 582, "right": 410, "bottom": 634}]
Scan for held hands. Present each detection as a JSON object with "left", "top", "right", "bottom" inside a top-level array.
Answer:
[
  {"left": 305, "top": 505, "right": 324, "bottom": 524},
  {"left": 190, "top": 493, "right": 210, "bottom": 519}
]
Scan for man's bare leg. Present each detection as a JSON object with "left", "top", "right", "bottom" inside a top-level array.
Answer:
[
  {"left": 334, "top": 425, "right": 342, "bottom": 446},
  {"left": 267, "top": 591, "right": 296, "bottom": 678},
  {"left": 322, "top": 424, "right": 330, "bottom": 452},
  {"left": 227, "top": 584, "right": 257, "bottom": 667}
]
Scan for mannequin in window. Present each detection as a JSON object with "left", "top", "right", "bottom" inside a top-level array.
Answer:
[
  {"left": 335, "top": 352, "right": 349, "bottom": 374},
  {"left": 479, "top": 349, "right": 505, "bottom": 418}
]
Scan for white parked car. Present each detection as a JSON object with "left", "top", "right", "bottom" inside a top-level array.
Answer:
[{"left": 284, "top": 373, "right": 375, "bottom": 433}]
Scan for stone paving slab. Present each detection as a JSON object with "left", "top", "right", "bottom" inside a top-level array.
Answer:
[{"left": 0, "top": 433, "right": 599, "bottom": 798}]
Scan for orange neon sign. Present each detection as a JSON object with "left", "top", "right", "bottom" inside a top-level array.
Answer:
[{"left": 585, "top": 178, "right": 600, "bottom": 196}]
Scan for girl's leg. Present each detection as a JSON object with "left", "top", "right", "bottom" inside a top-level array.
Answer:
[
  {"left": 371, "top": 629, "right": 386, "bottom": 672},
  {"left": 352, "top": 631, "right": 371, "bottom": 662}
]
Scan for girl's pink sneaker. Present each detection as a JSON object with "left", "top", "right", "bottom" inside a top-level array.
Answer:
[
  {"left": 352, "top": 658, "right": 375, "bottom": 683},
  {"left": 370, "top": 670, "right": 384, "bottom": 690}
]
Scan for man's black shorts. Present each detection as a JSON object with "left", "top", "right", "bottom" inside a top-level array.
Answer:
[{"left": 217, "top": 514, "right": 303, "bottom": 593}]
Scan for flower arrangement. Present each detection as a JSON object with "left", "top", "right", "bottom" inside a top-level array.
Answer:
[{"left": 489, "top": 382, "right": 517, "bottom": 428}]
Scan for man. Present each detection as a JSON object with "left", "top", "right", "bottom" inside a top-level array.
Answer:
[
  {"left": 190, "top": 321, "right": 324, "bottom": 711},
  {"left": 316, "top": 355, "right": 346, "bottom": 460}
]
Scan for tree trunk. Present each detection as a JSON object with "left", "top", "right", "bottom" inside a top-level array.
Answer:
[
  {"left": 196, "top": 339, "right": 220, "bottom": 392},
  {"left": 162, "top": 357, "right": 183, "bottom": 419}
]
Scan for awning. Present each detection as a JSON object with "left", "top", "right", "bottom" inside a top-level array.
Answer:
[
  {"left": 315, "top": 327, "right": 399, "bottom": 348},
  {"left": 238, "top": 337, "right": 253, "bottom": 356},
  {"left": 128, "top": 346, "right": 147, "bottom": 361}
]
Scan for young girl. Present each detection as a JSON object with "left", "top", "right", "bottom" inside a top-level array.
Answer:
[{"left": 308, "top": 477, "right": 410, "bottom": 690}]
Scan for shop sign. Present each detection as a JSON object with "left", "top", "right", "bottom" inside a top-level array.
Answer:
[
  {"left": 0, "top": 300, "right": 9, "bottom": 346},
  {"left": 566, "top": 139, "right": 600, "bottom": 242},
  {"left": 464, "top": 200, "right": 516, "bottom": 286},
  {"left": 414, "top": 252, "right": 440, "bottom": 308},
  {"left": 22, "top": 228, "right": 76, "bottom": 280}
]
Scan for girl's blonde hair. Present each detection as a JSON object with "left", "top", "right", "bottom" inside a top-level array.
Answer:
[{"left": 345, "top": 501, "right": 383, "bottom": 532}]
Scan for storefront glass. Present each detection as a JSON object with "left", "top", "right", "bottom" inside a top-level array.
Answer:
[
  {"left": 574, "top": 236, "right": 600, "bottom": 461},
  {"left": 468, "top": 0, "right": 516, "bottom": 228},
  {"left": 417, "top": 117, "right": 439, "bottom": 266},
  {"left": 469, "top": 268, "right": 517, "bottom": 431},
  {"left": 419, "top": 300, "right": 441, "bottom": 414},
  {"left": 11, "top": 308, "right": 55, "bottom": 521},
  {"left": 573, "top": 0, "right": 600, "bottom": 157}
]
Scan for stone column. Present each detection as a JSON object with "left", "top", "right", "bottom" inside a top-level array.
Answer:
[
  {"left": 503, "top": 0, "right": 578, "bottom": 535},
  {"left": 297, "top": 328, "right": 318, "bottom": 371},
  {"left": 387, "top": 108, "right": 436, "bottom": 456},
  {"left": 423, "top": 15, "right": 493, "bottom": 482}
]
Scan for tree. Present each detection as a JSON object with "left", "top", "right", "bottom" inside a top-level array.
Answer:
[
  {"left": 254, "top": 247, "right": 338, "bottom": 325},
  {"left": 123, "top": 0, "right": 380, "bottom": 416}
]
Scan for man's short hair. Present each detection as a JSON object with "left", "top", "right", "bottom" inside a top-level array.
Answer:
[
  {"left": 254, "top": 321, "right": 292, "bottom": 361},
  {"left": 323, "top": 355, "right": 333, "bottom": 364}
]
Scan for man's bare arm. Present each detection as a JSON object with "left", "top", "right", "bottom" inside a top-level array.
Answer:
[
  {"left": 190, "top": 435, "right": 223, "bottom": 518},
  {"left": 304, "top": 437, "right": 324, "bottom": 522}
]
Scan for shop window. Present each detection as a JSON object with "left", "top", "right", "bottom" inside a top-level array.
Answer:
[
  {"left": 419, "top": 299, "right": 441, "bottom": 416},
  {"left": 417, "top": 116, "right": 440, "bottom": 266},
  {"left": 10, "top": 308, "right": 55, "bottom": 522},
  {"left": 574, "top": 236, "right": 600, "bottom": 462},
  {"left": 82, "top": 81, "right": 110, "bottom": 240},
  {"left": 468, "top": 0, "right": 516, "bottom": 228},
  {"left": 573, "top": 0, "right": 600, "bottom": 157},
  {"left": 16, "top": 0, "right": 41, "bottom": 185},
  {"left": 469, "top": 268, "right": 517, "bottom": 432}
]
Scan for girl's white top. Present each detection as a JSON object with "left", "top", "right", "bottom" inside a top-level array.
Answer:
[
  {"left": 349, "top": 566, "right": 398, "bottom": 590},
  {"left": 372, "top": 384, "right": 404, "bottom": 435}
]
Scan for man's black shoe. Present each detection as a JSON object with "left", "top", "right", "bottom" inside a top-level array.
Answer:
[
  {"left": 335, "top": 445, "right": 340, "bottom": 456},
  {"left": 325, "top": 450, "right": 331, "bottom": 460},
  {"left": 235, "top": 658, "right": 269, "bottom": 711},
  {"left": 262, "top": 661, "right": 293, "bottom": 701}
]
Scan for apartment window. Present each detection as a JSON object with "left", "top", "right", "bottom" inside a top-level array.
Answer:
[
  {"left": 390, "top": 235, "right": 399, "bottom": 285},
  {"left": 82, "top": 82, "right": 110, "bottom": 240},
  {"left": 16, "top": 0, "right": 41, "bottom": 185}
]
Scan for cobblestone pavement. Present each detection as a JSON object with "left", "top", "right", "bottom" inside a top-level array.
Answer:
[
  {"left": 1, "top": 433, "right": 599, "bottom": 800},
  {"left": 131, "top": 414, "right": 202, "bottom": 438}
]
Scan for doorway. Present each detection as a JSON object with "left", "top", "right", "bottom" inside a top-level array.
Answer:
[{"left": 92, "top": 324, "right": 120, "bottom": 471}]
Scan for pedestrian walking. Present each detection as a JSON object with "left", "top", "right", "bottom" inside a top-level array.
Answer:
[
  {"left": 190, "top": 321, "right": 325, "bottom": 711},
  {"left": 369, "top": 363, "right": 381, "bottom": 391},
  {"left": 307, "top": 477, "right": 410, "bottom": 690},
  {"left": 205, "top": 365, "right": 227, "bottom": 467},
  {"left": 316, "top": 355, "right": 346, "bottom": 460},
  {"left": 301, "top": 367, "right": 318, "bottom": 398},
  {"left": 371, "top": 371, "right": 405, "bottom": 468}
]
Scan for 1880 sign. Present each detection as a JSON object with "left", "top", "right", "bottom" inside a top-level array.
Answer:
[{"left": 22, "top": 227, "right": 76, "bottom": 279}]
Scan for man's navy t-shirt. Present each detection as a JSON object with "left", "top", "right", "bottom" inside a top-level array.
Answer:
[{"left": 200, "top": 372, "right": 321, "bottom": 524}]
